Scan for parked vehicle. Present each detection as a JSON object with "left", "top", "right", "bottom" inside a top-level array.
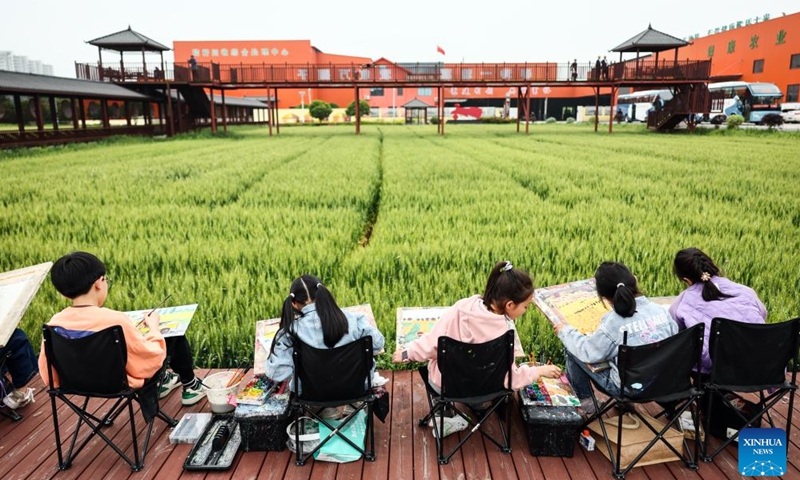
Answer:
[
  {"left": 708, "top": 81, "right": 782, "bottom": 124},
  {"left": 616, "top": 89, "right": 672, "bottom": 122},
  {"left": 780, "top": 102, "right": 800, "bottom": 123}
]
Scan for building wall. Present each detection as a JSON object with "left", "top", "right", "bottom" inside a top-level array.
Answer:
[{"left": 679, "top": 11, "right": 800, "bottom": 101}]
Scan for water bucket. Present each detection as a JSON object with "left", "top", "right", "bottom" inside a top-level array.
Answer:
[{"left": 204, "top": 371, "right": 241, "bottom": 413}]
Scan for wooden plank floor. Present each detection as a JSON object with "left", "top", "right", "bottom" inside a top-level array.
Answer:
[{"left": 1, "top": 370, "right": 798, "bottom": 480}]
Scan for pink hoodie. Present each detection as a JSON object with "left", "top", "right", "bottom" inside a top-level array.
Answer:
[{"left": 405, "top": 295, "right": 540, "bottom": 390}]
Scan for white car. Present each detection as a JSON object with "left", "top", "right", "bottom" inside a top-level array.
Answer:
[{"left": 780, "top": 103, "right": 800, "bottom": 123}]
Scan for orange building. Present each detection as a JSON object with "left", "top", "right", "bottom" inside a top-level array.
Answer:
[{"left": 679, "top": 11, "right": 800, "bottom": 102}]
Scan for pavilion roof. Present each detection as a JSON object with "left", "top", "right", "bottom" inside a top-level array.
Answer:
[
  {"left": 87, "top": 26, "right": 170, "bottom": 52},
  {"left": 611, "top": 25, "right": 689, "bottom": 53},
  {"left": 0, "top": 70, "right": 152, "bottom": 100},
  {"left": 402, "top": 98, "right": 433, "bottom": 108}
]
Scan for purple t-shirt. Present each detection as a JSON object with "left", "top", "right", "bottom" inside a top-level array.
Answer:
[{"left": 669, "top": 276, "right": 767, "bottom": 373}]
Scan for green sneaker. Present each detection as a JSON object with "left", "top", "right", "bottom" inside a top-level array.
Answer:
[
  {"left": 181, "top": 380, "right": 206, "bottom": 406},
  {"left": 159, "top": 372, "right": 181, "bottom": 399}
]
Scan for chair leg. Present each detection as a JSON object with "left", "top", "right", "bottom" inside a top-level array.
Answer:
[
  {"left": 0, "top": 407, "right": 22, "bottom": 421},
  {"left": 365, "top": 401, "right": 376, "bottom": 461}
]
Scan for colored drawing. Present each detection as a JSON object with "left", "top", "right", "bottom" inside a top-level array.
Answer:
[
  {"left": 253, "top": 304, "right": 377, "bottom": 375},
  {"left": 0, "top": 262, "right": 52, "bottom": 347},
  {"left": 534, "top": 279, "right": 677, "bottom": 334},
  {"left": 452, "top": 104, "right": 482, "bottom": 120},
  {"left": 396, "top": 306, "right": 526, "bottom": 357},
  {"left": 124, "top": 304, "right": 198, "bottom": 338}
]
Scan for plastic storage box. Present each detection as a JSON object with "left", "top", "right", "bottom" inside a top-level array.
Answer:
[
  {"left": 234, "top": 393, "right": 291, "bottom": 452},
  {"left": 183, "top": 414, "right": 241, "bottom": 470},
  {"left": 518, "top": 400, "right": 583, "bottom": 457}
]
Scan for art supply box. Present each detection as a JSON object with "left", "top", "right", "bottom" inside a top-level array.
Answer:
[
  {"left": 234, "top": 393, "right": 291, "bottom": 451},
  {"left": 518, "top": 400, "right": 584, "bottom": 457},
  {"left": 183, "top": 414, "right": 241, "bottom": 470},
  {"left": 170, "top": 413, "right": 213, "bottom": 444}
]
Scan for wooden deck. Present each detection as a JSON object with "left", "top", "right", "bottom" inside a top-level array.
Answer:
[{"left": 2, "top": 370, "right": 798, "bottom": 480}]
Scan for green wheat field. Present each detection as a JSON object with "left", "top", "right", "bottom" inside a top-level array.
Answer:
[{"left": 2, "top": 123, "right": 799, "bottom": 368}]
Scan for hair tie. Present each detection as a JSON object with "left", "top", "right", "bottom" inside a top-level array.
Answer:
[
  {"left": 316, "top": 282, "right": 323, "bottom": 288},
  {"left": 501, "top": 262, "right": 513, "bottom": 272},
  {"left": 616, "top": 283, "right": 625, "bottom": 289},
  {"left": 700, "top": 272, "right": 711, "bottom": 282},
  {"left": 289, "top": 293, "right": 295, "bottom": 298}
]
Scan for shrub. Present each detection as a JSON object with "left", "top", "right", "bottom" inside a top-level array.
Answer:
[
  {"left": 308, "top": 100, "right": 332, "bottom": 123},
  {"left": 430, "top": 116, "right": 439, "bottom": 125},
  {"left": 726, "top": 114, "right": 745, "bottom": 129},
  {"left": 545, "top": 117, "right": 557, "bottom": 123},
  {"left": 565, "top": 117, "right": 576, "bottom": 124},
  {"left": 761, "top": 113, "right": 784, "bottom": 129},
  {"left": 481, "top": 116, "right": 514, "bottom": 124}
]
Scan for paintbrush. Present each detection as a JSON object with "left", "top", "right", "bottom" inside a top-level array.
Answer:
[{"left": 136, "top": 294, "right": 172, "bottom": 330}]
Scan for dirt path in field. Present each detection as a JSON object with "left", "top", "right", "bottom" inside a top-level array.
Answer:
[{"left": 358, "top": 129, "right": 384, "bottom": 247}]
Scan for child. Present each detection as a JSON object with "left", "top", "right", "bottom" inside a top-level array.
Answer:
[
  {"left": 265, "top": 274, "right": 385, "bottom": 390},
  {"left": 39, "top": 251, "right": 205, "bottom": 406},
  {"left": 555, "top": 262, "right": 678, "bottom": 415},
  {"left": 669, "top": 247, "right": 766, "bottom": 375},
  {"left": 392, "top": 261, "right": 561, "bottom": 435},
  {"left": 1, "top": 328, "right": 38, "bottom": 410}
]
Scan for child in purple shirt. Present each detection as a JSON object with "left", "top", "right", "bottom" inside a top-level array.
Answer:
[{"left": 669, "top": 248, "right": 767, "bottom": 374}]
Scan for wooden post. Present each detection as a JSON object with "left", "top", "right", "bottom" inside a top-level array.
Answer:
[
  {"left": 79, "top": 98, "right": 87, "bottom": 129},
  {"left": 608, "top": 86, "right": 615, "bottom": 134},
  {"left": 33, "top": 95, "right": 44, "bottom": 132},
  {"left": 354, "top": 86, "right": 360, "bottom": 135},
  {"left": 268, "top": 95, "right": 273, "bottom": 136},
  {"left": 516, "top": 88, "right": 521, "bottom": 133},
  {"left": 166, "top": 83, "right": 174, "bottom": 137},
  {"left": 210, "top": 88, "right": 217, "bottom": 134},
  {"left": 440, "top": 87, "right": 445, "bottom": 136},
  {"left": 98, "top": 47, "right": 104, "bottom": 81},
  {"left": 525, "top": 85, "right": 531, "bottom": 135},
  {"left": 221, "top": 90, "right": 228, "bottom": 133},
  {"left": 71, "top": 98, "right": 80, "bottom": 129},
  {"left": 125, "top": 101, "right": 132, "bottom": 126},
  {"left": 14, "top": 95, "right": 24, "bottom": 135},
  {"left": 101, "top": 99, "right": 109, "bottom": 128},
  {"left": 49, "top": 96, "right": 58, "bottom": 131},
  {"left": 594, "top": 87, "right": 599, "bottom": 132},
  {"left": 274, "top": 88, "right": 280, "bottom": 135}
]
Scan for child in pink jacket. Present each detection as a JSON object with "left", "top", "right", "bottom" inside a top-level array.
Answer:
[{"left": 392, "top": 261, "right": 560, "bottom": 390}]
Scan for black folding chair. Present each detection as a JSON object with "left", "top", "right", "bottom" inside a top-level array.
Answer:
[
  {"left": 290, "top": 335, "right": 376, "bottom": 466},
  {"left": 587, "top": 324, "right": 705, "bottom": 479},
  {"left": 702, "top": 317, "right": 800, "bottom": 461},
  {"left": 42, "top": 325, "right": 177, "bottom": 472},
  {"left": 418, "top": 330, "right": 515, "bottom": 465},
  {"left": 0, "top": 351, "right": 23, "bottom": 421}
]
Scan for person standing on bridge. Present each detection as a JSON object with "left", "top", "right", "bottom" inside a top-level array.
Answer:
[
  {"left": 570, "top": 59, "right": 578, "bottom": 81},
  {"left": 601, "top": 56, "right": 609, "bottom": 80},
  {"left": 594, "top": 56, "right": 601, "bottom": 80},
  {"left": 188, "top": 55, "right": 198, "bottom": 81}
]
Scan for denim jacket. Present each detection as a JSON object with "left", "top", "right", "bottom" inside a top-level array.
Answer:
[{"left": 264, "top": 303, "right": 385, "bottom": 390}]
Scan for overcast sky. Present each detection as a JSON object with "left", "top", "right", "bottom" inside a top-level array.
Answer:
[{"left": 2, "top": 0, "right": 797, "bottom": 77}]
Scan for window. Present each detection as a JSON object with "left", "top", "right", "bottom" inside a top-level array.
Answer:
[
  {"left": 752, "top": 59, "right": 764, "bottom": 73},
  {"left": 418, "top": 87, "right": 432, "bottom": 96},
  {"left": 791, "top": 54, "right": 800, "bottom": 69},
  {"left": 370, "top": 88, "right": 384, "bottom": 97},
  {"left": 397, "top": 88, "right": 404, "bottom": 96},
  {"left": 787, "top": 85, "right": 799, "bottom": 102}
]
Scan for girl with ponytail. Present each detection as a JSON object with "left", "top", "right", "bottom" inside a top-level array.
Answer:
[
  {"left": 555, "top": 262, "right": 678, "bottom": 414},
  {"left": 670, "top": 248, "right": 766, "bottom": 374},
  {"left": 265, "top": 274, "right": 385, "bottom": 390}
]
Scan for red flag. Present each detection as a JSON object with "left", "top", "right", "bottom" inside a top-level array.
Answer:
[{"left": 437, "top": 45, "right": 446, "bottom": 55}]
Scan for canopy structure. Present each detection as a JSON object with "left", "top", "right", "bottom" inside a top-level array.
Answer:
[
  {"left": 87, "top": 26, "right": 170, "bottom": 80},
  {"left": 402, "top": 97, "right": 432, "bottom": 124},
  {"left": 611, "top": 24, "right": 690, "bottom": 73}
]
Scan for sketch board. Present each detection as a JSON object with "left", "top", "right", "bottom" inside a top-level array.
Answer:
[
  {"left": 124, "top": 304, "right": 198, "bottom": 338},
  {"left": 253, "top": 303, "right": 377, "bottom": 375},
  {"left": 396, "top": 306, "right": 526, "bottom": 357},
  {"left": 0, "top": 262, "right": 52, "bottom": 347}
]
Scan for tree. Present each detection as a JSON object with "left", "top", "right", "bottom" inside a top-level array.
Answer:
[
  {"left": 308, "top": 100, "right": 332, "bottom": 123},
  {"left": 345, "top": 100, "right": 371, "bottom": 118}
]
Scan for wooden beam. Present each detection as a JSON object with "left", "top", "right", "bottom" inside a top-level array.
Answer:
[
  {"left": 100, "top": 99, "right": 109, "bottom": 128},
  {"left": 124, "top": 101, "right": 131, "bottom": 126},
  {"left": 221, "top": 90, "right": 228, "bottom": 133},
  {"left": 210, "top": 88, "right": 217, "bottom": 134},
  {"left": 525, "top": 85, "right": 531, "bottom": 135},
  {"left": 48, "top": 96, "right": 58, "bottom": 131},
  {"left": 71, "top": 98, "right": 79, "bottom": 130},
  {"left": 355, "top": 86, "right": 360, "bottom": 135},
  {"left": 79, "top": 98, "right": 86, "bottom": 129},
  {"left": 14, "top": 95, "right": 24, "bottom": 134},
  {"left": 594, "top": 87, "right": 599, "bottom": 132},
  {"left": 33, "top": 95, "right": 44, "bottom": 132},
  {"left": 274, "top": 88, "right": 280, "bottom": 135}
]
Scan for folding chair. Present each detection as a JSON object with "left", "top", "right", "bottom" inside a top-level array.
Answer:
[
  {"left": 42, "top": 325, "right": 177, "bottom": 472},
  {"left": 587, "top": 323, "right": 705, "bottom": 479},
  {"left": 290, "top": 335, "right": 376, "bottom": 466},
  {"left": 702, "top": 317, "right": 800, "bottom": 462},
  {"left": 0, "top": 351, "right": 23, "bottom": 421},
  {"left": 418, "top": 330, "right": 515, "bottom": 465}
]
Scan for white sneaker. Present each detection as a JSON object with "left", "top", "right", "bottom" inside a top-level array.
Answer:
[
  {"left": 3, "top": 388, "right": 35, "bottom": 410},
  {"left": 159, "top": 371, "right": 181, "bottom": 399},
  {"left": 430, "top": 415, "right": 470, "bottom": 439}
]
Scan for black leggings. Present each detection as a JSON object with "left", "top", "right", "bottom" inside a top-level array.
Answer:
[{"left": 165, "top": 336, "right": 196, "bottom": 385}]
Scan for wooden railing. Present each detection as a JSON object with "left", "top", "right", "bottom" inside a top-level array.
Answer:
[{"left": 75, "top": 60, "right": 712, "bottom": 85}]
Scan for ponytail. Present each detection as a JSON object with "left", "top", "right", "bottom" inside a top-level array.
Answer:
[
  {"left": 314, "top": 284, "right": 348, "bottom": 348},
  {"left": 595, "top": 262, "right": 640, "bottom": 317},
  {"left": 272, "top": 274, "right": 348, "bottom": 352},
  {"left": 482, "top": 261, "right": 534, "bottom": 315},
  {"left": 673, "top": 248, "right": 733, "bottom": 302}
]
